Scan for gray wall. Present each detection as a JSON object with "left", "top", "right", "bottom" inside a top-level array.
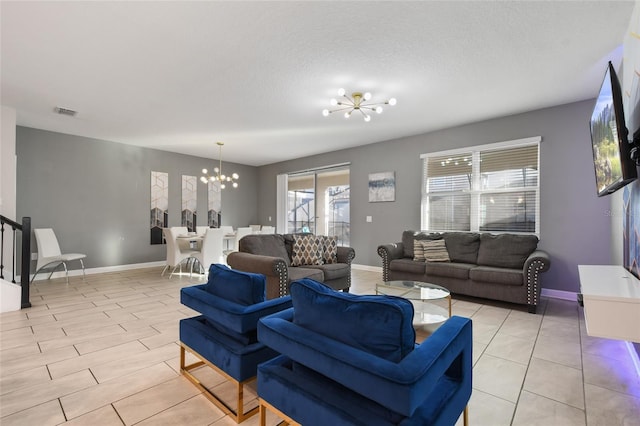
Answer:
[
  {"left": 16, "top": 127, "right": 259, "bottom": 268},
  {"left": 257, "top": 100, "right": 611, "bottom": 293}
]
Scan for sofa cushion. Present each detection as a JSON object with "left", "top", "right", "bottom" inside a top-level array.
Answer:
[
  {"left": 239, "top": 234, "right": 291, "bottom": 267},
  {"left": 476, "top": 234, "right": 538, "bottom": 269},
  {"left": 291, "top": 278, "right": 415, "bottom": 362},
  {"left": 443, "top": 233, "right": 480, "bottom": 264},
  {"left": 390, "top": 258, "right": 427, "bottom": 275},
  {"left": 204, "top": 264, "right": 266, "bottom": 305},
  {"left": 288, "top": 267, "right": 324, "bottom": 283},
  {"left": 305, "top": 263, "right": 349, "bottom": 281},
  {"left": 291, "top": 235, "right": 323, "bottom": 266},
  {"left": 470, "top": 266, "right": 523, "bottom": 286},
  {"left": 425, "top": 262, "right": 474, "bottom": 280}
]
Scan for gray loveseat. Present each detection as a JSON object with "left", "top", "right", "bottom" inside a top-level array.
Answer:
[
  {"left": 227, "top": 233, "right": 356, "bottom": 299},
  {"left": 377, "top": 231, "right": 550, "bottom": 313}
]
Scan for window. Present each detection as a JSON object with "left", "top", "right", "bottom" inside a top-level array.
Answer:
[{"left": 421, "top": 137, "right": 540, "bottom": 235}]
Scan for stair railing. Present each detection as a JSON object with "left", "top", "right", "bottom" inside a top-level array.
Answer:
[{"left": 0, "top": 215, "right": 31, "bottom": 308}]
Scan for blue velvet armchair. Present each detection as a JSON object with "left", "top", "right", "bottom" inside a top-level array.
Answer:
[
  {"left": 179, "top": 264, "right": 292, "bottom": 423},
  {"left": 256, "top": 278, "right": 472, "bottom": 426}
]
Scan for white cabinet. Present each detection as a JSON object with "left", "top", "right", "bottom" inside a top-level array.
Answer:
[{"left": 578, "top": 265, "right": 640, "bottom": 343}]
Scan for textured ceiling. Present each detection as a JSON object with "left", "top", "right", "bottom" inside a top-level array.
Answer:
[{"left": 0, "top": 1, "right": 634, "bottom": 166}]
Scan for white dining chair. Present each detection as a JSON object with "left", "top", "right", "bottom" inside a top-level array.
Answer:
[
  {"left": 224, "top": 227, "right": 253, "bottom": 255},
  {"left": 260, "top": 225, "right": 275, "bottom": 234},
  {"left": 220, "top": 225, "right": 234, "bottom": 235},
  {"left": 196, "top": 226, "right": 209, "bottom": 236},
  {"left": 162, "top": 227, "right": 198, "bottom": 278},
  {"left": 249, "top": 224, "right": 261, "bottom": 232},
  {"left": 193, "top": 228, "right": 224, "bottom": 274},
  {"left": 31, "top": 228, "right": 86, "bottom": 285}
]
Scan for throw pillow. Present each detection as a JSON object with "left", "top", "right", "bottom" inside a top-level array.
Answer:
[
  {"left": 291, "top": 234, "right": 323, "bottom": 266},
  {"left": 291, "top": 278, "right": 415, "bottom": 362},
  {"left": 319, "top": 235, "right": 338, "bottom": 264},
  {"left": 204, "top": 264, "right": 266, "bottom": 305},
  {"left": 421, "top": 239, "right": 451, "bottom": 262},
  {"left": 413, "top": 239, "right": 426, "bottom": 261}
]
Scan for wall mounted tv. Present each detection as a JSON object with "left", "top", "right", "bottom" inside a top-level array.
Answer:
[{"left": 589, "top": 61, "right": 637, "bottom": 197}]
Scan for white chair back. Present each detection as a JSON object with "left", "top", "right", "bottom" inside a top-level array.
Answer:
[
  {"left": 220, "top": 225, "right": 234, "bottom": 235},
  {"left": 196, "top": 226, "right": 209, "bottom": 236},
  {"left": 34, "top": 229, "right": 63, "bottom": 267},
  {"left": 260, "top": 226, "right": 275, "bottom": 234},
  {"left": 196, "top": 228, "right": 224, "bottom": 271},
  {"left": 172, "top": 226, "right": 189, "bottom": 237},
  {"left": 249, "top": 224, "right": 261, "bottom": 232},
  {"left": 234, "top": 227, "right": 254, "bottom": 251}
]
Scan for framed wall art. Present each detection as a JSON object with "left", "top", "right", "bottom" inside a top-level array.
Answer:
[
  {"left": 150, "top": 171, "right": 168, "bottom": 244},
  {"left": 368, "top": 171, "right": 395, "bottom": 202}
]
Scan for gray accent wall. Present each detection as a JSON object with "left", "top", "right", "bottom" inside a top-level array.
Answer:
[
  {"left": 16, "top": 99, "right": 612, "bottom": 293},
  {"left": 258, "top": 100, "right": 610, "bottom": 293},
  {"left": 16, "top": 127, "right": 259, "bottom": 269}
]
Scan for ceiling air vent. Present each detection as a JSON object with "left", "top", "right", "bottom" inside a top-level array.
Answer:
[{"left": 54, "top": 106, "right": 78, "bottom": 117}]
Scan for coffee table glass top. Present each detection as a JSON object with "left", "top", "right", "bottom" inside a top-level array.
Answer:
[
  {"left": 376, "top": 280, "right": 450, "bottom": 301},
  {"left": 376, "top": 280, "right": 451, "bottom": 326}
]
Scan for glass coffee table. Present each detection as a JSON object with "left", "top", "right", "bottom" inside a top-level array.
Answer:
[{"left": 376, "top": 280, "right": 451, "bottom": 326}]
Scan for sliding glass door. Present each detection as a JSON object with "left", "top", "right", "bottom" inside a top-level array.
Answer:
[{"left": 282, "top": 165, "right": 350, "bottom": 246}]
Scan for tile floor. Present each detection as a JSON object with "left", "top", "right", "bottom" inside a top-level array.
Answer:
[{"left": 1, "top": 267, "right": 639, "bottom": 425}]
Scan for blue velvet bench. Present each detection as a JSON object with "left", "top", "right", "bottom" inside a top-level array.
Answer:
[
  {"left": 179, "top": 264, "right": 292, "bottom": 423},
  {"left": 256, "top": 278, "right": 472, "bottom": 426}
]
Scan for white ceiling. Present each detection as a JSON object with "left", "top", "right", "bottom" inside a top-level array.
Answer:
[{"left": 0, "top": 1, "right": 634, "bottom": 166}]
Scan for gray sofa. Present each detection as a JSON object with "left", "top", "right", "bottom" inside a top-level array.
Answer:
[
  {"left": 227, "top": 233, "right": 356, "bottom": 299},
  {"left": 377, "top": 231, "right": 550, "bottom": 313}
]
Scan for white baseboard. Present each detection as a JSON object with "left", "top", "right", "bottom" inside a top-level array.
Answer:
[
  {"left": 541, "top": 288, "right": 578, "bottom": 301},
  {"left": 28, "top": 261, "right": 166, "bottom": 282},
  {"left": 352, "top": 264, "right": 382, "bottom": 272}
]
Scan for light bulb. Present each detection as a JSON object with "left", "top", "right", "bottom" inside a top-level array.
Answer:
[
  {"left": 232, "top": 182, "right": 238, "bottom": 188},
  {"left": 210, "top": 176, "right": 215, "bottom": 182},
  {"left": 337, "top": 88, "right": 345, "bottom": 96},
  {"left": 363, "top": 92, "right": 371, "bottom": 101},
  {"left": 388, "top": 98, "right": 397, "bottom": 106},
  {"left": 200, "top": 176, "right": 207, "bottom": 183},
  {"left": 344, "top": 111, "right": 351, "bottom": 118},
  {"left": 202, "top": 168, "right": 208, "bottom": 174},
  {"left": 322, "top": 109, "right": 329, "bottom": 117},
  {"left": 214, "top": 167, "right": 219, "bottom": 173},
  {"left": 330, "top": 98, "right": 337, "bottom": 106},
  {"left": 221, "top": 183, "right": 226, "bottom": 189},
  {"left": 232, "top": 173, "right": 239, "bottom": 179},
  {"left": 375, "top": 106, "right": 383, "bottom": 114},
  {"left": 220, "top": 174, "right": 226, "bottom": 181},
  {"left": 364, "top": 114, "right": 371, "bottom": 122}
]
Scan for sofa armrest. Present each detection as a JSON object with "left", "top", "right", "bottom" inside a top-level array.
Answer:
[
  {"left": 336, "top": 246, "right": 356, "bottom": 265},
  {"left": 377, "top": 243, "right": 404, "bottom": 282},
  {"left": 258, "top": 311, "right": 472, "bottom": 417},
  {"left": 523, "top": 250, "right": 551, "bottom": 313},
  {"left": 227, "top": 252, "right": 289, "bottom": 299}
]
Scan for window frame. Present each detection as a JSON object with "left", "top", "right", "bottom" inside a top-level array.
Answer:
[{"left": 420, "top": 136, "right": 541, "bottom": 236}]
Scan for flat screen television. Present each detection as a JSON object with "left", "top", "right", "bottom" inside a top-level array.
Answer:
[{"left": 589, "top": 61, "right": 637, "bottom": 196}]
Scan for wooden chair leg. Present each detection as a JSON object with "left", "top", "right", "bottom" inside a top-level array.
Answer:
[{"left": 463, "top": 405, "right": 469, "bottom": 426}]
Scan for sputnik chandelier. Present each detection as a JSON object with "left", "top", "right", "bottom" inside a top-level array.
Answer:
[
  {"left": 200, "top": 141, "right": 239, "bottom": 189},
  {"left": 322, "top": 88, "right": 397, "bottom": 122}
]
